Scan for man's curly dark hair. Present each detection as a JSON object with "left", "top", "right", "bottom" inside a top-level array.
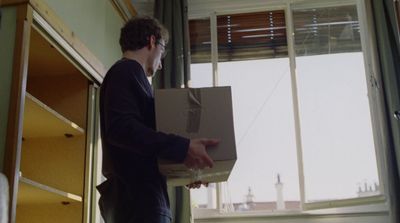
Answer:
[{"left": 119, "top": 16, "right": 169, "bottom": 53}]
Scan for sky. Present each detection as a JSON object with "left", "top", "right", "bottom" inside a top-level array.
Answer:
[{"left": 189, "top": 52, "right": 380, "bottom": 207}]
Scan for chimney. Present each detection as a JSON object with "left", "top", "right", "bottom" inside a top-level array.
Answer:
[
  {"left": 245, "top": 187, "right": 255, "bottom": 210},
  {"left": 207, "top": 183, "right": 216, "bottom": 208},
  {"left": 275, "top": 174, "right": 285, "bottom": 210}
]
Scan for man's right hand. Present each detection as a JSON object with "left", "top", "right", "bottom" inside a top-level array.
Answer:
[{"left": 183, "top": 138, "right": 219, "bottom": 169}]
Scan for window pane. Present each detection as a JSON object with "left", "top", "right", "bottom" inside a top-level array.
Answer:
[
  {"left": 191, "top": 183, "right": 217, "bottom": 209},
  {"left": 217, "top": 10, "right": 288, "bottom": 62},
  {"left": 189, "top": 18, "right": 213, "bottom": 88},
  {"left": 218, "top": 58, "right": 300, "bottom": 212},
  {"left": 216, "top": 10, "right": 300, "bottom": 212},
  {"left": 293, "top": 5, "right": 361, "bottom": 56},
  {"left": 190, "top": 18, "right": 211, "bottom": 63},
  {"left": 190, "top": 63, "right": 212, "bottom": 88},
  {"left": 190, "top": 11, "right": 301, "bottom": 212},
  {"left": 293, "top": 5, "right": 380, "bottom": 202}
]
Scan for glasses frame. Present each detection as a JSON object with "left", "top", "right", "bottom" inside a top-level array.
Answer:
[{"left": 156, "top": 40, "right": 168, "bottom": 59}]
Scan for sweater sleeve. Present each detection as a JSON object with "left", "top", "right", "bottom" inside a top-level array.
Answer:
[{"left": 100, "top": 64, "right": 189, "bottom": 162}]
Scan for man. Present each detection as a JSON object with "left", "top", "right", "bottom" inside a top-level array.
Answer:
[{"left": 97, "top": 16, "right": 218, "bottom": 223}]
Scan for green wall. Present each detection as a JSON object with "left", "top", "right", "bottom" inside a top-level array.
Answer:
[
  {"left": 43, "top": 0, "right": 124, "bottom": 69},
  {"left": 0, "top": 0, "right": 124, "bottom": 171},
  {"left": 0, "top": 7, "right": 17, "bottom": 172}
]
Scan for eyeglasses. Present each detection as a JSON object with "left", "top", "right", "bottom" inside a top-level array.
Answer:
[{"left": 156, "top": 41, "right": 168, "bottom": 59}]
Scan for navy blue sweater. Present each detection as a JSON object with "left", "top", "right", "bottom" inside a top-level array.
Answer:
[{"left": 99, "top": 58, "right": 189, "bottom": 219}]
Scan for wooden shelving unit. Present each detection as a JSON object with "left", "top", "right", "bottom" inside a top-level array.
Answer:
[
  {"left": 16, "top": 28, "right": 90, "bottom": 223},
  {"left": 23, "top": 93, "right": 84, "bottom": 138},
  {"left": 18, "top": 176, "right": 82, "bottom": 204}
]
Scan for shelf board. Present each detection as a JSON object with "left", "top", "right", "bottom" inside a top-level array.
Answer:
[
  {"left": 18, "top": 176, "right": 82, "bottom": 205},
  {"left": 23, "top": 93, "right": 84, "bottom": 138}
]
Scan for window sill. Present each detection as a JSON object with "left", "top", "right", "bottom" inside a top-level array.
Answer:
[{"left": 193, "top": 202, "right": 389, "bottom": 221}]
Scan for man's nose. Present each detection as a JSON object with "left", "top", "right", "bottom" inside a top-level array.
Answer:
[{"left": 158, "top": 63, "right": 162, "bottom": 70}]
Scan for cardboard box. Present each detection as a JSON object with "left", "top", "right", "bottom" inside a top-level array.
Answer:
[{"left": 155, "top": 86, "right": 237, "bottom": 186}]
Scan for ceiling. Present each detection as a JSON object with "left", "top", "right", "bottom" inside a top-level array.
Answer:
[{"left": 130, "top": 0, "right": 154, "bottom": 16}]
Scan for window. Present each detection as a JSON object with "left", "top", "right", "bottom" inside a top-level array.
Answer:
[
  {"left": 292, "top": 4, "right": 380, "bottom": 204},
  {"left": 190, "top": 9, "right": 300, "bottom": 213},
  {"left": 189, "top": 0, "right": 384, "bottom": 215}
]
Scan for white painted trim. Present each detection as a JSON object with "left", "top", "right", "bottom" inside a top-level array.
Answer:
[
  {"left": 356, "top": 0, "right": 386, "bottom": 195},
  {"left": 92, "top": 88, "right": 105, "bottom": 223},
  {"left": 83, "top": 85, "right": 97, "bottom": 223},
  {"left": 357, "top": 0, "right": 391, "bottom": 200},
  {"left": 284, "top": 1, "right": 306, "bottom": 211},
  {"left": 194, "top": 213, "right": 388, "bottom": 223},
  {"left": 210, "top": 12, "right": 219, "bottom": 87},
  {"left": 194, "top": 202, "right": 388, "bottom": 221},
  {"left": 304, "top": 195, "right": 386, "bottom": 210}
]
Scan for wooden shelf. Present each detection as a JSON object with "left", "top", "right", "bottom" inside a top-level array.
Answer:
[
  {"left": 20, "top": 135, "right": 86, "bottom": 195},
  {"left": 15, "top": 28, "right": 88, "bottom": 223},
  {"left": 18, "top": 176, "right": 82, "bottom": 205},
  {"left": 23, "top": 93, "right": 84, "bottom": 138}
]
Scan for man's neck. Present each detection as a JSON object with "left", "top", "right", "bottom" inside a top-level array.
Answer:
[{"left": 123, "top": 50, "right": 147, "bottom": 72}]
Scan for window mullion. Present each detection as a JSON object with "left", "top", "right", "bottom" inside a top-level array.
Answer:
[
  {"left": 285, "top": 2, "right": 306, "bottom": 210},
  {"left": 210, "top": 11, "right": 224, "bottom": 212},
  {"left": 211, "top": 12, "right": 219, "bottom": 87}
]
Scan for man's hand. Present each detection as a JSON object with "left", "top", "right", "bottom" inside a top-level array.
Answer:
[{"left": 183, "top": 138, "right": 219, "bottom": 169}]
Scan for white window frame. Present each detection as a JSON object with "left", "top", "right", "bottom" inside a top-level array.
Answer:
[
  {"left": 289, "top": 0, "right": 387, "bottom": 210},
  {"left": 189, "top": 0, "right": 390, "bottom": 218}
]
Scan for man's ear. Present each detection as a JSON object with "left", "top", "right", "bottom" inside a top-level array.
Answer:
[{"left": 149, "top": 35, "right": 156, "bottom": 49}]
